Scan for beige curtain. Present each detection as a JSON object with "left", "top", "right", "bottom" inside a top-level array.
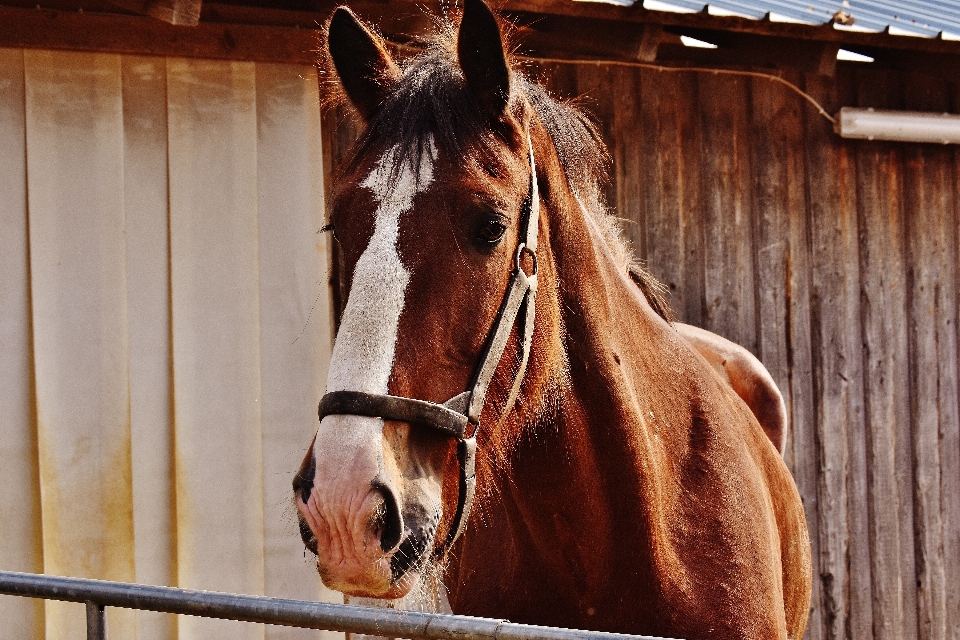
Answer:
[{"left": 0, "top": 47, "right": 340, "bottom": 640}]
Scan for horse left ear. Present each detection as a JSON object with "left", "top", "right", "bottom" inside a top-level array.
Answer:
[
  {"left": 328, "top": 7, "right": 399, "bottom": 122},
  {"left": 457, "top": 0, "right": 511, "bottom": 119}
]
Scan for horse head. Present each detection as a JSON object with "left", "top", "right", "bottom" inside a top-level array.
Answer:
[{"left": 293, "top": 0, "right": 570, "bottom": 598}]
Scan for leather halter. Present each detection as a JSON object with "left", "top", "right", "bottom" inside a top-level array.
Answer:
[{"left": 318, "top": 135, "right": 540, "bottom": 560}]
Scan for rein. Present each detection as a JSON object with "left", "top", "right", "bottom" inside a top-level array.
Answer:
[{"left": 317, "top": 134, "right": 540, "bottom": 560}]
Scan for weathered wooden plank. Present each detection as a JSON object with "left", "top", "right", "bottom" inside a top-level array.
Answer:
[
  {"left": 121, "top": 54, "right": 176, "bottom": 640},
  {"left": 911, "top": 67, "right": 960, "bottom": 640},
  {"left": 773, "top": 68, "right": 823, "bottom": 640},
  {"left": 833, "top": 70, "right": 874, "bottom": 640},
  {"left": 750, "top": 69, "right": 834, "bottom": 640},
  {"left": 748, "top": 70, "right": 797, "bottom": 462},
  {"left": 851, "top": 66, "right": 913, "bottom": 640},
  {"left": 934, "top": 147, "right": 960, "bottom": 640},
  {"left": 635, "top": 66, "right": 672, "bottom": 308},
  {"left": 696, "top": 72, "right": 757, "bottom": 350},
  {"left": 673, "top": 72, "right": 705, "bottom": 328},
  {"left": 0, "top": 46, "right": 45, "bottom": 640},
  {"left": 947, "top": 89, "right": 960, "bottom": 638},
  {"left": 512, "top": 14, "right": 663, "bottom": 64},
  {"left": 904, "top": 151, "right": 948, "bottom": 640},
  {"left": 902, "top": 73, "right": 950, "bottom": 640},
  {"left": 637, "top": 68, "right": 704, "bottom": 325},
  {"left": 610, "top": 64, "right": 645, "bottom": 262},
  {"left": 802, "top": 71, "right": 872, "bottom": 640},
  {"left": 149, "top": 0, "right": 203, "bottom": 25},
  {"left": 574, "top": 62, "right": 618, "bottom": 217}
]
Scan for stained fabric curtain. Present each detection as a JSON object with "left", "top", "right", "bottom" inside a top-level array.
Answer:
[{"left": 0, "top": 48, "right": 340, "bottom": 640}]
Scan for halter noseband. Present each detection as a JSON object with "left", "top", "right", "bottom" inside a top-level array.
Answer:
[{"left": 317, "top": 135, "right": 540, "bottom": 560}]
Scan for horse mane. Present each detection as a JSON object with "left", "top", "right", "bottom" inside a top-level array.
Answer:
[{"left": 323, "top": 16, "right": 673, "bottom": 322}]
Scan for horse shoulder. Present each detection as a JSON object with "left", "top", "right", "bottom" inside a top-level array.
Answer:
[{"left": 673, "top": 322, "right": 787, "bottom": 454}]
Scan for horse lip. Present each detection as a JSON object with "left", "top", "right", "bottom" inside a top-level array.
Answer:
[
  {"left": 390, "top": 527, "right": 432, "bottom": 582},
  {"left": 298, "top": 514, "right": 319, "bottom": 556}
]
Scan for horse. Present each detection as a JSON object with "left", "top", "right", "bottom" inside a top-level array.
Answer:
[{"left": 293, "top": 1, "right": 812, "bottom": 637}]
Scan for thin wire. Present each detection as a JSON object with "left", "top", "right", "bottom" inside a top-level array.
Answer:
[
  {"left": 517, "top": 55, "right": 838, "bottom": 125},
  {"left": 386, "top": 38, "right": 838, "bottom": 125}
]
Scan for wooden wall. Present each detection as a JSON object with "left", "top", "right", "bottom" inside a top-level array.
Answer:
[
  {"left": 321, "top": 61, "right": 960, "bottom": 640},
  {"left": 534, "top": 61, "right": 960, "bottom": 640}
]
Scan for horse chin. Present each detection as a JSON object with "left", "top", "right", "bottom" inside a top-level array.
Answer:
[
  {"left": 317, "top": 555, "right": 396, "bottom": 597},
  {"left": 342, "top": 571, "right": 421, "bottom": 600},
  {"left": 315, "top": 540, "right": 426, "bottom": 599}
]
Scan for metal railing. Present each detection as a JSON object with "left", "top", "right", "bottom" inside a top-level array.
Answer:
[{"left": 0, "top": 571, "right": 676, "bottom": 640}]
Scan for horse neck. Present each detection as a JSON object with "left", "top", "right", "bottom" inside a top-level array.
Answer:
[
  {"left": 447, "top": 140, "right": 708, "bottom": 622},
  {"left": 541, "top": 166, "right": 685, "bottom": 506}
]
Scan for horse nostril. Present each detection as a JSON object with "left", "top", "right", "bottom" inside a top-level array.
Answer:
[
  {"left": 370, "top": 480, "right": 403, "bottom": 553},
  {"left": 293, "top": 453, "right": 316, "bottom": 505}
]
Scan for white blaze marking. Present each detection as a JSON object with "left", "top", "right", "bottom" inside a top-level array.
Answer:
[{"left": 314, "top": 140, "right": 436, "bottom": 465}]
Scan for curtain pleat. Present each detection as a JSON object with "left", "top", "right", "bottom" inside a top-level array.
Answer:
[
  {"left": 24, "top": 49, "right": 138, "bottom": 640},
  {"left": 0, "top": 47, "right": 45, "bottom": 640},
  {"left": 122, "top": 55, "right": 176, "bottom": 640}
]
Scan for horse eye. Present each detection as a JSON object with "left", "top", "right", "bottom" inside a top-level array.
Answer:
[{"left": 477, "top": 219, "right": 506, "bottom": 245}]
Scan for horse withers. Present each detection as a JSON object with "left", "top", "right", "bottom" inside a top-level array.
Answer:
[{"left": 292, "top": 1, "right": 812, "bottom": 637}]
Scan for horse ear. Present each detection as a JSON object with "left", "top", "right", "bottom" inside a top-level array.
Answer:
[
  {"left": 328, "top": 7, "right": 399, "bottom": 121},
  {"left": 457, "top": 0, "right": 511, "bottom": 119}
]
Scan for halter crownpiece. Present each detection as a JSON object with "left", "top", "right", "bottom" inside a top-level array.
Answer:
[{"left": 317, "top": 133, "right": 540, "bottom": 559}]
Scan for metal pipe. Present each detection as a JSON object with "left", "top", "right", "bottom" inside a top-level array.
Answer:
[
  {"left": 86, "top": 600, "right": 106, "bottom": 640},
  {"left": 0, "top": 571, "right": 679, "bottom": 640}
]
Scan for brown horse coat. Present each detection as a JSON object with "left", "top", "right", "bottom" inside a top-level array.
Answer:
[
  {"left": 294, "top": 2, "right": 812, "bottom": 637},
  {"left": 675, "top": 323, "right": 789, "bottom": 454}
]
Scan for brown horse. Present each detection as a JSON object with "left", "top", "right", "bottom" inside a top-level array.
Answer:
[{"left": 293, "top": 1, "right": 812, "bottom": 637}]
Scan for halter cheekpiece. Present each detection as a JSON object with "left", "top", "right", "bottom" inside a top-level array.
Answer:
[{"left": 317, "top": 134, "right": 540, "bottom": 560}]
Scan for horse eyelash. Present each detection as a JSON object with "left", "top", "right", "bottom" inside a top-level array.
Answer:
[{"left": 319, "top": 222, "right": 339, "bottom": 241}]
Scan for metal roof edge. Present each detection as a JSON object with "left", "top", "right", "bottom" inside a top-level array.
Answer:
[{"left": 497, "top": 0, "right": 960, "bottom": 55}]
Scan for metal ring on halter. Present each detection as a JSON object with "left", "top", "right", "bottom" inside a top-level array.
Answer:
[{"left": 514, "top": 242, "right": 538, "bottom": 277}]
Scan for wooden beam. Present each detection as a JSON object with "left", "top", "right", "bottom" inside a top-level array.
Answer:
[
  {"left": 105, "top": 0, "right": 203, "bottom": 25},
  {"left": 637, "top": 24, "right": 662, "bottom": 63},
  {"left": 509, "top": 13, "right": 663, "bottom": 62},
  {"left": 148, "top": 0, "right": 202, "bottom": 25},
  {"left": 818, "top": 42, "right": 840, "bottom": 77},
  {"left": 0, "top": 5, "right": 319, "bottom": 64}
]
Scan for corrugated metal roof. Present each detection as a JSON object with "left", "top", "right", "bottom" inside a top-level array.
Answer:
[{"left": 585, "top": 0, "right": 960, "bottom": 40}]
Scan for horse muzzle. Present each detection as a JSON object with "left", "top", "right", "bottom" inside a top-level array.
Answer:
[{"left": 293, "top": 431, "right": 440, "bottom": 598}]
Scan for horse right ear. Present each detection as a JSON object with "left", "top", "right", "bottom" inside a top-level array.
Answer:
[{"left": 327, "top": 7, "right": 399, "bottom": 121}]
